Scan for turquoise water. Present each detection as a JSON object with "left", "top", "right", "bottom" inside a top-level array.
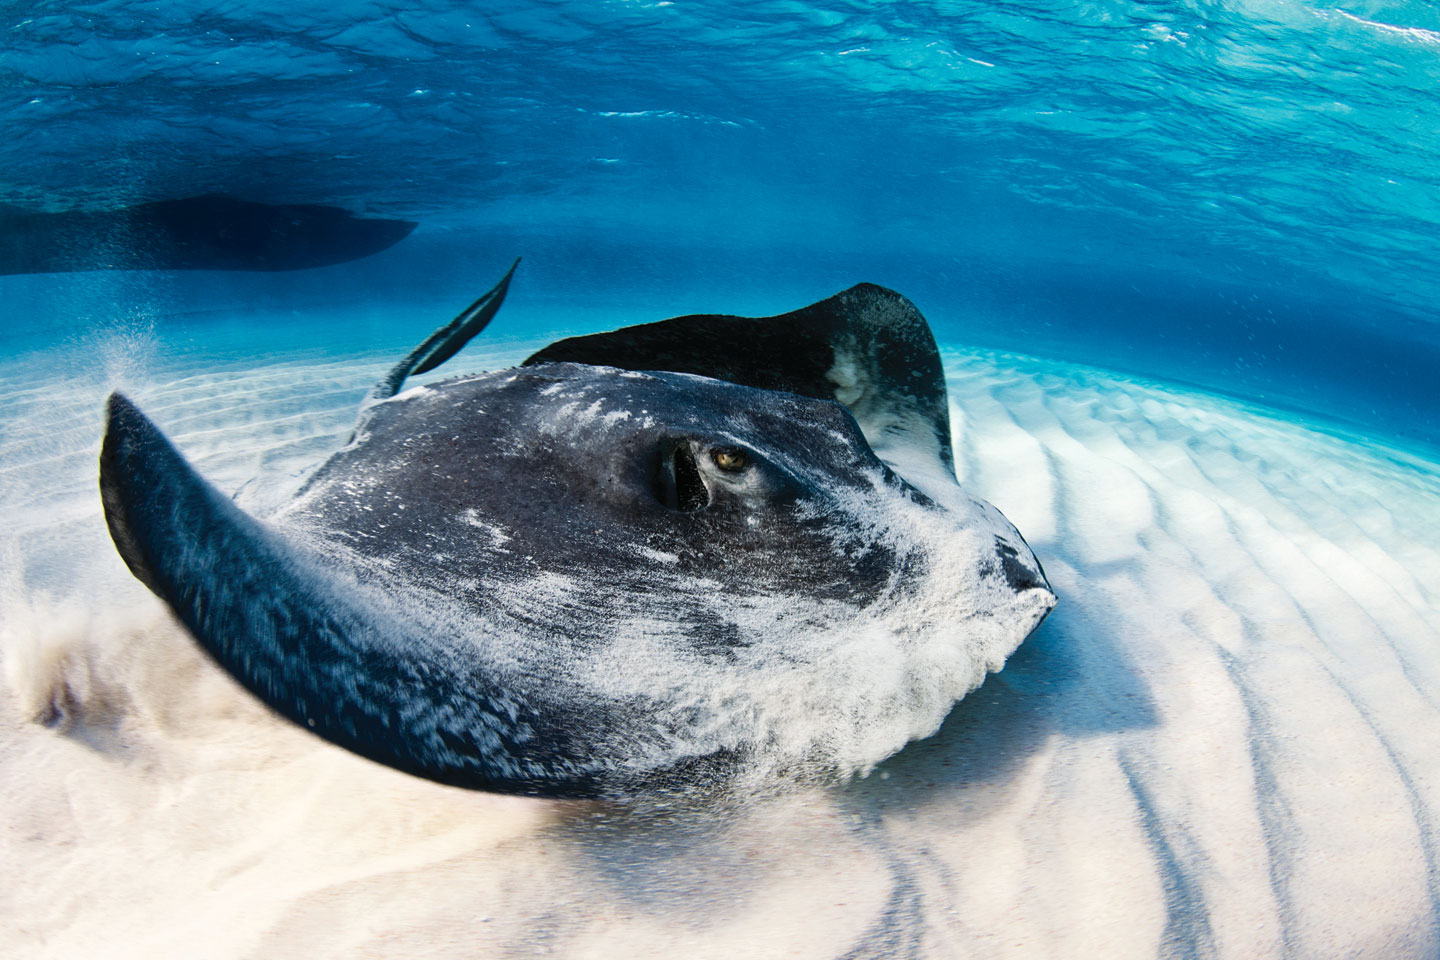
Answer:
[
  {"left": 5, "top": 3, "right": 1440, "bottom": 958},
  {"left": 4, "top": 0, "right": 1440, "bottom": 446}
]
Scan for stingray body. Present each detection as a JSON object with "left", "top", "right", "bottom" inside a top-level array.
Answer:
[{"left": 99, "top": 263, "right": 1055, "bottom": 798}]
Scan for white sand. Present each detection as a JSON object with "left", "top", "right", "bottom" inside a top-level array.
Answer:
[{"left": 2, "top": 339, "right": 1438, "bottom": 958}]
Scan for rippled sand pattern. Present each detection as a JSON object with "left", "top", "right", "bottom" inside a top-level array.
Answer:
[{"left": 3, "top": 345, "right": 1438, "bottom": 958}]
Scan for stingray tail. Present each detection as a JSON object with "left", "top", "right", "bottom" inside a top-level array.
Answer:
[{"left": 369, "top": 257, "right": 521, "bottom": 401}]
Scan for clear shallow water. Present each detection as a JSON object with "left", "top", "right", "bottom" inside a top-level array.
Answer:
[
  {"left": 4, "top": 0, "right": 1440, "bottom": 446},
  {"left": 4, "top": 1, "right": 1440, "bottom": 956}
]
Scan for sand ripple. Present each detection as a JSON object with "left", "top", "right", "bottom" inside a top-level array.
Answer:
[{"left": 3, "top": 345, "right": 1438, "bottom": 958}]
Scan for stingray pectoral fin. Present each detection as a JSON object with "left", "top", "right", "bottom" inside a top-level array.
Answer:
[
  {"left": 524, "top": 282, "right": 955, "bottom": 480},
  {"left": 98, "top": 392, "right": 603, "bottom": 797},
  {"left": 369, "top": 257, "right": 521, "bottom": 400}
]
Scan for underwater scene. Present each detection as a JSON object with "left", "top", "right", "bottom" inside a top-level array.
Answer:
[{"left": 3, "top": 1, "right": 1440, "bottom": 957}]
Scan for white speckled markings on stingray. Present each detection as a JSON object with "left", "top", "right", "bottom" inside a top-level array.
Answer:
[{"left": 88, "top": 279, "right": 1056, "bottom": 798}]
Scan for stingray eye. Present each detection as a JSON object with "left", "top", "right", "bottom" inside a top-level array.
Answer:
[{"left": 711, "top": 447, "right": 748, "bottom": 472}]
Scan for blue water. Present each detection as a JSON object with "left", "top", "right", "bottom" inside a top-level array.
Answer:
[
  {"left": 4, "top": 0, "right": 1440, "bottom": 447},
  {"left": 7, "top": 5, "right": 1440, "bottom": 958}
]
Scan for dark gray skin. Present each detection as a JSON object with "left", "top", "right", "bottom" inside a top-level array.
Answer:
[
  {"left": 100, "top": 267, "right": 1055, "bottom": 799},
  {"left": 302, "top": 366, "right": 914, "bottom": 610}
]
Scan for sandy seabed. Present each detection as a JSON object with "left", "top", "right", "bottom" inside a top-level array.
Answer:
[{"left": 2, "top": 337, "right": 1438, "bottom": 959}]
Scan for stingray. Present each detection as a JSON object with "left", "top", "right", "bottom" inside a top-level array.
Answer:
[{"left": 98, "top": 261, "right": 1056, "bottom": 798}]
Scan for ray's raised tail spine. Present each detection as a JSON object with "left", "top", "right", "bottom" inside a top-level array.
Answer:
[{"left": 369, "top": 257, "right": 521, "bottom": 401}]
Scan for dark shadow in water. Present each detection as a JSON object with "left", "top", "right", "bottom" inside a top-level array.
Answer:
[
  {"left": 539, "top": 796, "right": 784, "bottom": 928},
  {"left": 0, "top": 195, "right": 416, "bottom": 275}
]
